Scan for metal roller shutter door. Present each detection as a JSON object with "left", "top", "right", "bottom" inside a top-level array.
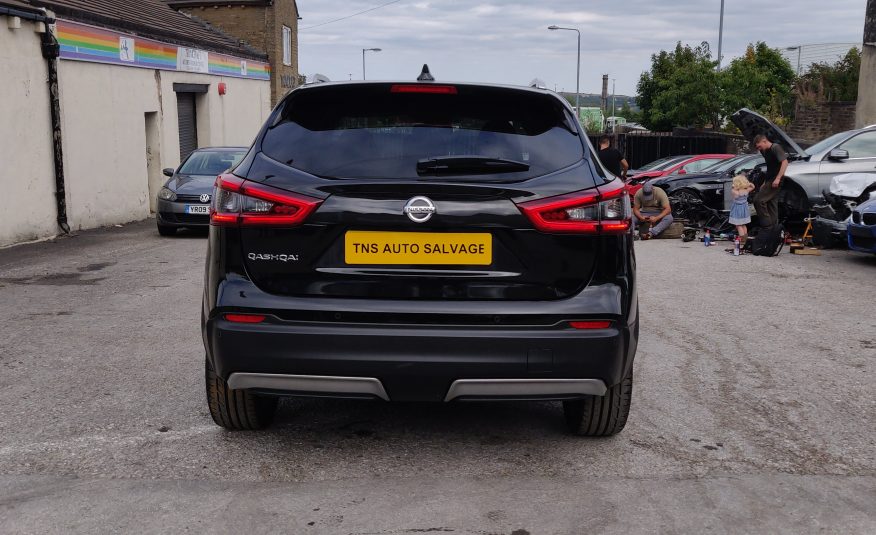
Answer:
[{"left": 177, "top": 93, "right": 198, "bottom": 161}]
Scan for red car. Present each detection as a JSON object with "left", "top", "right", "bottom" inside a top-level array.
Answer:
[{"left": 626, "top": 154, "right": 735, "bottom": 197}]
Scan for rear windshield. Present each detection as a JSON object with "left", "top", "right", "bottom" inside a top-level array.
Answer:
[
  {"left": 261, "top": 84, "right": 584, "bottom": 180},
  {"left": 180, "top": 150, "right": 245, "bottom": 175}
]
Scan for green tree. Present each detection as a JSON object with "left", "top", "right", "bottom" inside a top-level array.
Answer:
[
  {"left": 796, "top": 47, "right": 860, "bottom": 103},
  {"left": 719, "top": 42, "right": 796, "bottom": 125},
  {"left": 636, "top": 42, "right": 720, "bottom": 131},
  {"left": 619, "top": 101, "right": 642, "bottom": 123}
]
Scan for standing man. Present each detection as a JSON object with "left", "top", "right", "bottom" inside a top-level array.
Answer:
[
  {"left": 632, "top": 182, "right": 673, "bottom": 239},
  {"left": 597, "top": 136, "right": 629, "bottom": 179},
  {"left": 752, "top": 134, "right": 788, "bottom": 228}
]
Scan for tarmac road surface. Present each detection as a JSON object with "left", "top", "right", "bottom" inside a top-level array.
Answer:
[{"left": 0, "top": 220, "right": 874, "bottom": 534}]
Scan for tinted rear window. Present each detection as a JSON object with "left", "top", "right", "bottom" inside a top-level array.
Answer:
[{"left": 261, "top": 84, "right": 584, "bottom": 180}]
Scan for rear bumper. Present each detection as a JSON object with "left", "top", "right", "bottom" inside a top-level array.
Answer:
[{"left": 203, "top": 281, "right": 637, "bottom": 402}]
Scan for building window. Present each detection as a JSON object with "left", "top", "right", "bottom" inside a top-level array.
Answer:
[{"left": 282, "top": 26, "right": 292, "bottom": 66}]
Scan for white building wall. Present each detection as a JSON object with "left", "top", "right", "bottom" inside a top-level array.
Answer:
[
  {"left": 58, "top": 62, "right": 270, "bottom": 231},
  {"left": 0, "top": 17, "right": 58, "bottom": 247}
]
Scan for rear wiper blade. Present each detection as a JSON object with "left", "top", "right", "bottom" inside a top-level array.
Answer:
[{"left": 416, "top": 156, "right": 530, "bottom": 176}]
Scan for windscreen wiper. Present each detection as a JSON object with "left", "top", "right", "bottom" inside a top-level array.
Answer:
[{"left": 416, "top": 156, "right": 530, "bottom": 176}]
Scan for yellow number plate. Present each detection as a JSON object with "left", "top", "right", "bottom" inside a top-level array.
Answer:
[{"left": 345, "top": 231, "right": 492, "bottom": 265}]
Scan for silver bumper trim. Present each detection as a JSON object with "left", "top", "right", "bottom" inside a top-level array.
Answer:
[
  {"left": 227, "top": 373, "right": 390, "bottom": 401},
  {"left": 444, "top": 378, "right": 607, "bottom": 401}
]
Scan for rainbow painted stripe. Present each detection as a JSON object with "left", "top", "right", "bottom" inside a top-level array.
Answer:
[{"left": 56, "top": 20, "right": 270, "bottom": 80}]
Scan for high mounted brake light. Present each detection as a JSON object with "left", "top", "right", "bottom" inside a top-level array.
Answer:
[
  {"left": 390, "top": 84, "right": 458, "bottom": 95},
  {"left": 516, "top": 181, "right": 631, "bottom": 234},
  {"left": 210, "top": 173, "right": 322, "bottom": 227}
]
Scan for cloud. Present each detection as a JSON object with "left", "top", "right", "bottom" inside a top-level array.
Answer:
[{"left": 297, "top": 0, "right": 867, "bottom": 95}]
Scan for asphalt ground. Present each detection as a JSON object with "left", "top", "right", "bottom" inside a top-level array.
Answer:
[{"left": 0, "top": 220, "right": 874, "bottom": 534}]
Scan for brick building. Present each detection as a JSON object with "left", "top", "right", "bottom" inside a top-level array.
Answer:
[{"left": 164, "top": 0, "right": 301, "bottom": 104}]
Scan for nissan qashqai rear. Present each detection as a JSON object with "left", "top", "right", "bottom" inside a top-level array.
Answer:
[{"left": 202, "top": 76, "right": 638, "bottom": 436}]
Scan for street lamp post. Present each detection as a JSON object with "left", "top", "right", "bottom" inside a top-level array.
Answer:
[
  {"left": 786, "top": 46, "right": 802, "bottom": 75},
  {"left": 717, "top": 0, "right": 725, "bottom": 71},
  {"left": 362, "top": 48, "right": 381, "bottom": 80},
  {"left": 548, "top": 25, "right": 581, "bottom": 118},
  {"left": 611, "top": 78, "right": 616, "bottom": 132}
]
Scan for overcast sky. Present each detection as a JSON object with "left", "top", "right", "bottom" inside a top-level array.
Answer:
[{"left": 297, "top": 0, "right": 867, "bottom": 96}]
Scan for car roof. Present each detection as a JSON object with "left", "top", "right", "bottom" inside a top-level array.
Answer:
[
  {"left": 288, "top": 80, "right": 569, "bottom": 107},
  {"left": 684, "top": 154, "right": 735, "bottom": 160}
]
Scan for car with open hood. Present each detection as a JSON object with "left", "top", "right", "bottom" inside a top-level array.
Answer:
[{"left": 731, "top": 108, "right": 876, "bottom": 216}]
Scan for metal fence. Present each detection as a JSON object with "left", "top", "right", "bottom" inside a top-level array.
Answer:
[{"left": 589, "top": 132, "right": 746, "bottom": 169}]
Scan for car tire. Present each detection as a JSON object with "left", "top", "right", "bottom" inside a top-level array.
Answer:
[
  {"left": 205, "top": 359, "right": 278, "bottom": 430},
  {"left": 157, "top": 223, "right": 176, "bottom": 236},
  {"left": 563, "top": 367, "right": 632, "bottom": 437}
]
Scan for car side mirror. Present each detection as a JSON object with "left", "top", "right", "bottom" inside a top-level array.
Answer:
[
  {"left": 162, "top": 168, "right": 175, "bottom": 177},
  {"left": 828, "top": 149, "right": 849, "bottom": 161},
  {"left": 677, "top": 168, "right": 687, "bottom": 175}
]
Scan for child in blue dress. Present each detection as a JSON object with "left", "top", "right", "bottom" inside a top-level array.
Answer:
[{"left": 729, "top": 175, "right": 755, "bottom": 250}]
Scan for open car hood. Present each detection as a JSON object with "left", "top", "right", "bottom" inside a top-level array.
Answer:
[{"left": 730, "top": 108, "right": 806, "bottom": 159}]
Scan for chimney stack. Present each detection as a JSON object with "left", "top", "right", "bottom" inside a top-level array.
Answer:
[{"left": 601, "top": 74, "right": 609, "bottom": 114}]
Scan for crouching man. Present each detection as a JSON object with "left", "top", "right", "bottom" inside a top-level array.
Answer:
[{"left": 633, "top": 181, "right": 673, "bottom": 239}]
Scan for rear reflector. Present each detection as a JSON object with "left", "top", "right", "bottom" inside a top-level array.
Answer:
[
  {"left": 211, "top": 173, "right": 323, "bottom": 227},
  {"left": 569, "top": 321, "right": 612, "bottom": 330},
  {"left": 390, "top": 84, "right": 458, "bottom": 94},
  {"left": 516, "top": 180, "right": 631, "bottom": 234},
  {"left": 225, "top": 314, "right": 266, "bottom": 324}
]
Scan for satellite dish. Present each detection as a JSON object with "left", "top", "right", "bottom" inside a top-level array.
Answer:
[
  {"left": 417, "top": 64, "right": 435, "bottom": 81},
  {"left": 529, "top": 78, "right": 547, "bottom": 89},
  {"left": 309, "top": 73, "right": 330, "bottom": 84}
]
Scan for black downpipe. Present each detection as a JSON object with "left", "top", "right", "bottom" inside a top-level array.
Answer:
[
  {"left": 39, "top": 20, "right": 70, "bottom": 234},
  {"left": 4, "top": 6, "right": 69, "bottom": 233}
]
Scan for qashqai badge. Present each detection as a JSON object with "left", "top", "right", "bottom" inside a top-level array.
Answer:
[
  {"left": 200, "top": 193, "right": 211, "bottom": 203},
  {"left": 403, "top": 196, "right": 436, "bottom": 223}
]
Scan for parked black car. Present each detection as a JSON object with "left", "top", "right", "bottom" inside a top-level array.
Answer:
[
  {"left": 651, "top": 153, "right": 765, "bottom": 211},
  {"left": 156, "top": 147, "right": 247, "bottom": 235},
  {"left": 201, "top": 75, "right": 639, "bottom": 436}
]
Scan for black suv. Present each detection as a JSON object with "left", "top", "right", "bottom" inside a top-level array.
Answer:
[{"left": 202, "top": 74, "right": 639, "bottom": 436}]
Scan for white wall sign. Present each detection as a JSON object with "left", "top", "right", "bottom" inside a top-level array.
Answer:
[
  {"left": 177, "top": 47, "right": 209, "bottom": 73},
  {"left": 119, "top": 37, "right": 135, "bottom": 62},
  {"left": 241, "top": 60, "right": 247, "bottom": 76}
]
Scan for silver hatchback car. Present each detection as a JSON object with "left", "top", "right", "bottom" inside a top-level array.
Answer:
[{"left": 732, "top": 109, "right": 876, "bottom": 214}]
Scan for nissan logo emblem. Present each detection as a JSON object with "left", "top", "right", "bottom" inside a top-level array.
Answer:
[
  {"left": 200, "top": 194, "right": 211, "bottom": 203},
  {"left": 403, "top": 196, "right": 436, "bottom": 223}
]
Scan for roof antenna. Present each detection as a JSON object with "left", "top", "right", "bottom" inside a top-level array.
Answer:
[{"left": 417, "top": 64, "right": 434, "bottom": 82}]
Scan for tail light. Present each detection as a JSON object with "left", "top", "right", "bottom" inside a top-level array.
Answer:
[
  {"left": 211, "top": 173, "right": 322, "bottom": 227},
  {"left": 516, "top": 181, "right": 631, "bottom": 234}
]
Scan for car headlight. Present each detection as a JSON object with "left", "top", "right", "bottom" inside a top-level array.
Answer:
[{"left": 158, "top": 187, "right": 177, "bottom": 201}]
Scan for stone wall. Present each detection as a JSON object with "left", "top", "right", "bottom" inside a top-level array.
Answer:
[{"left": 787, "top": 101, "right": 857, "bottom": 146}]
